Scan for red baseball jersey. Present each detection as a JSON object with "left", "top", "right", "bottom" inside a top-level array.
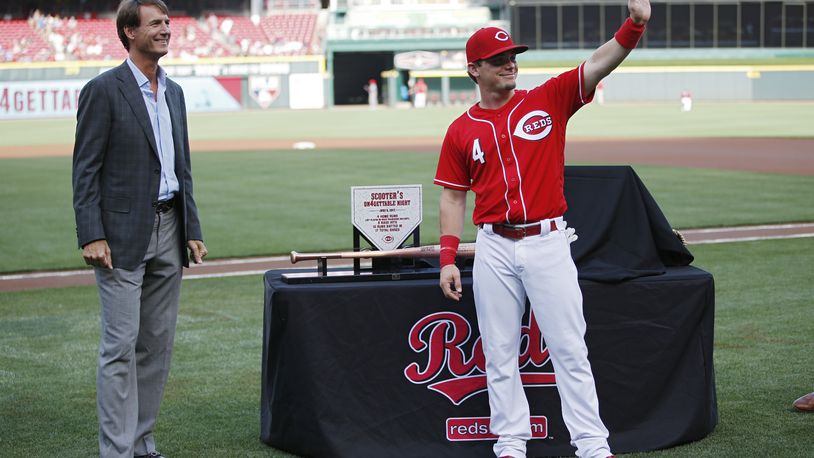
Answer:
[{"left": 434, "top": 63, "right": 593, "bottom": 225}]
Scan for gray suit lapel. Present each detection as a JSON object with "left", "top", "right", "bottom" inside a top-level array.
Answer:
[{"left": 115, "top": 62, "right": 159, "bottom": 158}]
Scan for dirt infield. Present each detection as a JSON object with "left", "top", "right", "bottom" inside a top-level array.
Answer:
[
  {"left": 564, "top": 137, "right": 814, "bottom": 176},
  {"left": 2, "top": 137, "right": 813, "bottom": 176}
]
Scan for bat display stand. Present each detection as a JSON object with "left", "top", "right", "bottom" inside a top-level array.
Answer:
[
  {"left": 281, "top": 225, "right": 472, "bottom": 284},
  {"left": 351, "top": 224, "right": 420, "bottom": 273}
]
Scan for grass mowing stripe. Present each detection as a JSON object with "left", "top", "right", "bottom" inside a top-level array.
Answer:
[
  {"left": 629, "top": 165, "right": 814, "bottom": 229},
  {"left": 1, "top": 238, "right": 812, "bottom": 456},
  {"left": 0, "top": 102, "right": 812, "bottom": 147}
]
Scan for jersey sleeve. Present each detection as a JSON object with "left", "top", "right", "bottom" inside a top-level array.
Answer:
[
  {"left": 433, "top": 123, "right": 471, "bottom": 190},
  {"left": 544, "top": 63, "right": 594, "bottom": 118}
]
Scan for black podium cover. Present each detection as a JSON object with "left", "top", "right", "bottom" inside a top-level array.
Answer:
[
  {"left": 564, "top": 166, "right": 694, "bottom": 281},
  {"left": 261, "top": 166, "right": 717, "bottom": 457}
]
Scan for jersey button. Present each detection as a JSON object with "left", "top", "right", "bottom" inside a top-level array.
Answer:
[
  {"left": 513, "top": 200, "right": 518, "bottom": 204},
  {"left": 501, "top": 134, "right": 506, "bottom": 139}
]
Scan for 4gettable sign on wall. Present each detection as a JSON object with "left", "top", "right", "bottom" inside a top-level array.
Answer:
[{"left": 403, "top": 310, "right": 556, "bottom": 442}]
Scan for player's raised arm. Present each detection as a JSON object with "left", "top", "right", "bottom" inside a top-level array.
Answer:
[{"left": 583, "top": 0, "right": 651, "bottom": 92}]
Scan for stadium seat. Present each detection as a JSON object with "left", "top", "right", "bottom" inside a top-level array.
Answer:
[
  {"left": 0, "top": 20, "right": 51, "bottom": 62},
  {"left": 2, "top": 10, "right": 322, "bottom": 62}
]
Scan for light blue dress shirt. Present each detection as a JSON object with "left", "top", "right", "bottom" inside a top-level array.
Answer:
[{"left": 126, "top": 57, "right": 179, "bottom": 202}]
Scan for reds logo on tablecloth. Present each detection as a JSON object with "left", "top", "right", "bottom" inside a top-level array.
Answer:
[
  {"left": 404, "top": 311, "right": 556, "bottom": 404},
  {"left": 513, "top": 110, "right": 553, "bottom": 141},
  {"left": 405, "top": 311, "right": 555, "bottom": 441}
]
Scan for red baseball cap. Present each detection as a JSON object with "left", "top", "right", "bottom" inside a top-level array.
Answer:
[{"left": 466, "top": 27, "right": 528, "bottom": 63}]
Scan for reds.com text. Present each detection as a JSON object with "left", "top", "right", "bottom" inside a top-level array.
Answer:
[{"left": 446, "top": 416, "right": 548, "bottom": 441}]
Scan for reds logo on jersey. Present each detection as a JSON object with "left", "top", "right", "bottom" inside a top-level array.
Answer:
[{"left": 513, "top": 110, "right": 553, "bottom": 141}]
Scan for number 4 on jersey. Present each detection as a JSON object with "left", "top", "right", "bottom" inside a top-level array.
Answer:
[{"left": 472, "top": 138, "right": 486, "bottom": 164}]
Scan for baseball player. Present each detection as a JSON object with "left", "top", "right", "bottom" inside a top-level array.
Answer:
[{"left": 435, "top": 2, "right": 650, "bottom": 457}]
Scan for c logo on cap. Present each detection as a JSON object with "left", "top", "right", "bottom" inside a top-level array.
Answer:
[{"left": 494, "top": 30, "right": 510, "bottom": 41}]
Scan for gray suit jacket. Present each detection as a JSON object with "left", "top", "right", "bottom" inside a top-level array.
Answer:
[{"left": 72, "top": 61, "right": 203, "bottom": 270}]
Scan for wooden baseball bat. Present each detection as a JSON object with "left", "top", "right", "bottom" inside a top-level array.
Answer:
[{"left": 290, "top": 243, "right": 475, "bottom": 264}]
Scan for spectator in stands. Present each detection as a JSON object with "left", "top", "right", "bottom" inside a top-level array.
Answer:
[
  {"left": 239, "top": 38, "right": 250, "bottom": 55},
  {"left": 184, "top": 24, "right": 196, "bottom": 41},
  {"left": 29, "top": 9, "right": 44, "bottom": 30},
  {"left": 11, "top": 38, "right": 26, "bottom": 60},
  {"left": 48, "top": 31, "right": 66, "bottom": 60},
  {"left": 87, "top": 36, "right": 104, "bottom": 57},
  {"left": 205, "top": 12, "right": 218, "bottom": 32},
  {"left": 66, "top": 32, "right": 79, "bottom": 56},
  {"left": 220, "top": 17, "right": 233, "bottom": 36}
]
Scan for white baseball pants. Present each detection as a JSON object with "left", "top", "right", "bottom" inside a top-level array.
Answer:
[{"left": 473, "top": 219, "right": 611, "bottom": 458}]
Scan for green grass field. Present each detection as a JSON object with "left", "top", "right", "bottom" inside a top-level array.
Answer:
[
  {"left": 1, "top": 152, "right": 814, "bottom": 273},
  {"left": 1, "top": 102, "right": 813, "bottom": 457},
  {"left": 1, "top": 102, "right": 813, "bottom": 273},
  {"left": 1, "top": 238, "right": 812, "bottom": 457}
]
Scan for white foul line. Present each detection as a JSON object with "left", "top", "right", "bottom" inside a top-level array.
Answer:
[
  {"left": 683, "top": 233, "right": 814, "bottom": 245},
  {"left": 1, "top": 225, "right": 812, "bottom": 283},
  {"left": 682, "top": 222, "right": 814, "bottom": 234}
]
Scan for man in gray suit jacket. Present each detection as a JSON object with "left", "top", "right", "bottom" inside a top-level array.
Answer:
[{"left": 72, "top": 1, "right": 207, "bottom": 456}]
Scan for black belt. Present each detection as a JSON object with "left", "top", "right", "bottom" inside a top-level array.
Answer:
[
  {"left": 485, "top": 220, "right": 558, "bottom": 240},
  {"left": 154, "top": 197, "right": 175, "bottom": 213}
]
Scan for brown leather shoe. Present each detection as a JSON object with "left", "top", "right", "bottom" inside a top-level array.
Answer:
[{"left": 793, "top": 392, "right": 814, "bottom": 412}]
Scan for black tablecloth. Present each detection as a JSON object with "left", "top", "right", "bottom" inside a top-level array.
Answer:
[{"left": 563, "top": 166, "right": 693, "bottom": 281}]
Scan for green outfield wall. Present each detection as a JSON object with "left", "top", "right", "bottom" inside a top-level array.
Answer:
[
  {"left": 399, "top": 48, "right": 814, "bottom": 104},
  {"left": 401, "top": 64, "right": 814, "bottom": 106}
]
